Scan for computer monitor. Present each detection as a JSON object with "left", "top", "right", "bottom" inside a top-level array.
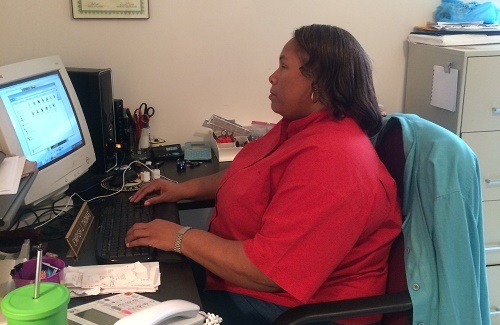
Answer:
[{"left": 0, "top": 55, "right": 96, "bottom": 208}]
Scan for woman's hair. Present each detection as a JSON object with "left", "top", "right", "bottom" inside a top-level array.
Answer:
[{"left": 294, "top": 24, "right": 381, "bottom": 136}]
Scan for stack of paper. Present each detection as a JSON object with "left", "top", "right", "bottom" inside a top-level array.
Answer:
[
  {"left": 0, "top": 156, "right": 25, "bottom": 195},
  {"left": 418, "top": 21, "right": 500, "bottom": 33},
  {"left": 64, "top": 262, "right": 161, "bottom": 297},
  {"left": 408, "top": 33, "right": 500, "bottom": 46}
]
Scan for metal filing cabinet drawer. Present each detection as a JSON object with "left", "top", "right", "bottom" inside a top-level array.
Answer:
[
  {"left": 483, "top": 201, "right": 500, "bottom": 266},
  {"left": 461, "top": 56, "right": 500, "bottom": 133},
  {"left": 462, "top": 132, "right": 500, "bottom": 202},
  {"left": 488, "top": 266, "right": 500, "bottom": 324}
]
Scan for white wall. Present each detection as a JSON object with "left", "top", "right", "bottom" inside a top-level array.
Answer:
[{"left": 1, "top": 0, "right": 445, "bottom": 144}]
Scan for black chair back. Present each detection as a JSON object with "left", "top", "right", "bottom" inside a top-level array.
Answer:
[{"left": 375, "top": 120, "right": 412, "bottom": 325}]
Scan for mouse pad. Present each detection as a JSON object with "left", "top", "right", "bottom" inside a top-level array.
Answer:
[{"left": 100, "top": 177, "right": 143, "bottom": 192}]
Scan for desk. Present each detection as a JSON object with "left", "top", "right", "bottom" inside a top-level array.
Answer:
[
  {"left": 157, "top": 158, "right": 229, "bottom": 183},
  {"left": 68, "top": 155, "right": 228, "bottom": 210},
  {"left": 157, "top": 159, "right": 229, "bottom": 210},
  {"left": 46, "top": 196, "right": 202, "bottom": 308},
  {"left": 58, "top": 155, "right": 226, "bottom": 308}
]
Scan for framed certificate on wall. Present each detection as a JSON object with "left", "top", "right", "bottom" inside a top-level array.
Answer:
[{"left": 71, "top": 0, "right": 150, "bottom": 19}]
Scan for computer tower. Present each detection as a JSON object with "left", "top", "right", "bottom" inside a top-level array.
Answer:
[{"left": 67, "top": 67, "right": 117, "bottom": 174}]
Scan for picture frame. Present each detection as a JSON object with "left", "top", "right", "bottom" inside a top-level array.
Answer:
[{"left": 71, "top": 0, "right": 149, "bottom": 19}]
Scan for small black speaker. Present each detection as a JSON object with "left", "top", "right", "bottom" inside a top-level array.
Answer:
[{"left": 67, "top": 67, "right": 117, "bottom": 173}]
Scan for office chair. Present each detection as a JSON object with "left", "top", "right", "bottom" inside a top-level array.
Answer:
[
  {"left": 274, "top": 114, "right": 490, "bottom": 325},
  {"left": 273, "top": 118, "right": 411, "bottom": 325}
]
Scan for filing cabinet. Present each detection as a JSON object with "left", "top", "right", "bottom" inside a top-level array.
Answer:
[{"left": 404, "top": 42, "right": 500, "bottom": 324}]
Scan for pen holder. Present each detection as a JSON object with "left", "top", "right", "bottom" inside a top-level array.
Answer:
[
  {"left": 11, "top": 257, "right": 65, "bottom": 288},
  {"left": 139, "top": 126, "right": 151, "bottom": 149}
]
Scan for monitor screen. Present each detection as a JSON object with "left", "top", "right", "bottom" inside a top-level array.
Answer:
[
  {"left": 0, "top": 56, "right": 96, "bottom": 217},
  {"left": 0, "top": 71, "right": 85, "bottom": 170}
]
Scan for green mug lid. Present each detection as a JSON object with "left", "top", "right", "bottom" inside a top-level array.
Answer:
[{"left": 1, "top": 282, "right": 70, "bottom": 321}]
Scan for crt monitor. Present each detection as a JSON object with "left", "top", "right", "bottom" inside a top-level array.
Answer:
[{"left": 0, "top": 55, "right": 96, "bottom": 207}]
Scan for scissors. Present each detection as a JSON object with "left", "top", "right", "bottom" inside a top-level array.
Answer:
[
  {"left": 133, "top": 108, "right": 150, "bottom": 139},
  {"left": 134, "top": 102, "right": 155, "bottom": 119}
]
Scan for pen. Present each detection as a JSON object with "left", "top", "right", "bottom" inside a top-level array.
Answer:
[{"left": 126, "top": 108, "right": 136, "bottom": 130}]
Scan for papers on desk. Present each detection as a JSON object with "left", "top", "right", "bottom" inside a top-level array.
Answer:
[
  {"left": 0, "top": 156, "right": 25, "bottom": 195},
  {"left": 64, "top": 262, "right": 160, "bottom": 298}
]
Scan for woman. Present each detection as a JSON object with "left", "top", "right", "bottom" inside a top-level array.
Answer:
[{"left": 126, "top": 24, "right": 401, "bottom": 325}]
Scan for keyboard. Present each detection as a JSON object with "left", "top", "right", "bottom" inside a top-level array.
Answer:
[{"left": 95, "top": 195, "right": 155, "bottom": 264}]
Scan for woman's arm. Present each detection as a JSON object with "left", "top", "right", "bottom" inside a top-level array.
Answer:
[
  {"left": 182, "top": 228, "right": 281, "bottom": 292},
  {"left": 129, "top": 170, "right": 226, "bottom": 205},
  {"left": 125, "top": 220, "right": 281, "bottom": 292}
]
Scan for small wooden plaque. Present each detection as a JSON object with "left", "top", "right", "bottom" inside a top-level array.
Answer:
[{"left": 65, "top": 202, "right": 94, "bottom": 258}]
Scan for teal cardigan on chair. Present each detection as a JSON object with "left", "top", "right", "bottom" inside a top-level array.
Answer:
[{"left": 379, "top": 113, "right": 490, "bottom": 325}]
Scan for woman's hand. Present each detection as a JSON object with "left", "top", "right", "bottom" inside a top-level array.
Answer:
[
  {"left": 130, "top": 170, "right": 226, "bottom": 206},
  {"left": 129, "top": 179, "right": 182, "bottom": 205},
  {"left": 125, "top": 219, "right": 182, "bottom": 251}
]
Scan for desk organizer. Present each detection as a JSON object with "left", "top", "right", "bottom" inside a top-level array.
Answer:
[
  {"left": 210, "top": 132, "right": 244, "bottom": 162},
  {"left": 11, "top": 257, "right": 65, "bottom": 288},
  {"left": 203, "top": 114, "right": 251, "bottom": 137}
]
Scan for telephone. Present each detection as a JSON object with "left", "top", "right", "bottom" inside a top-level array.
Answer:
[
  {"left": 151, "top": 144, "right": 184, "bottom": 160},
  {"left": 66, "top": 293, "right": 220, "bottom": 325},
  {"left": 115, "top": 300, "right": 205, "bottom": 325},
  {"left": 183, "top": 142, "right": 212, "bottom": 161}
]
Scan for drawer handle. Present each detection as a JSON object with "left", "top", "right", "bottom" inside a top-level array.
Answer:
[
  {"left": 492, "top": 107, "right": 500, "bottom": 114},
  {"left": 485, "top": 178, "right": 500, "bottom": 186}
]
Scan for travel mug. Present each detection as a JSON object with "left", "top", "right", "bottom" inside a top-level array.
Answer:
[{"left": 1, "top": 282, "right": 70, "bottom": 325}]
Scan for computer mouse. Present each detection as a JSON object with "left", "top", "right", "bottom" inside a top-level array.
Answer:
[{"left": 109, "top": 169, "right": 138, "bottom": 187}]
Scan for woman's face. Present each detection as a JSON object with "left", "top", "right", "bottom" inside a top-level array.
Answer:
[{"left": 269, "top": 38, "right": 321, "bottom": 120}]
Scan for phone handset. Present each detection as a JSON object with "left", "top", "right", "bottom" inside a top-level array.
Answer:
[{"left": 114, "top": 299, "right": 205, "bottom": 325}]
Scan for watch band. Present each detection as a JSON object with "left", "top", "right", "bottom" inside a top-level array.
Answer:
[{"left": 173, "top": 226, "right": 192, "bottom": 254}]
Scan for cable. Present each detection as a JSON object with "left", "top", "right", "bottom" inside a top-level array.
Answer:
[
  {"left": 9, "top": 194, "right": 76, "bottom": 231},
  {"left": 33, "top": 160, "right": 178, "bottom": 230},
  {"left": 69, "top": 176, "right": 105, "bottom": 199},
  {"left": 116, "top": 148, "right": 127, "bottom": 165}
]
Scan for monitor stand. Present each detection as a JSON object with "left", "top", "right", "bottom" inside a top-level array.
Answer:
[{"left": 0, "top": 170, "right": 38, "bottom": 231}]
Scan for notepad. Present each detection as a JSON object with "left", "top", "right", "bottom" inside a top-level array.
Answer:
[
  {"left": 0, "top": 156, "right": 26, "bottom": 195},
  {"left": 431, "top": 65, "right": 458, "bottom": 112}
]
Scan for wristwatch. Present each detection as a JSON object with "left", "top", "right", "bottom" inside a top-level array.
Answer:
[{"left": 173, "top": 226, "right": 192, "bottom": 254}]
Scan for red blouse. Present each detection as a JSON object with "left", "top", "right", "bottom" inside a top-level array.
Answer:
[{"left": 206, "top": 109, "right": 401, "bottom": 324}]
